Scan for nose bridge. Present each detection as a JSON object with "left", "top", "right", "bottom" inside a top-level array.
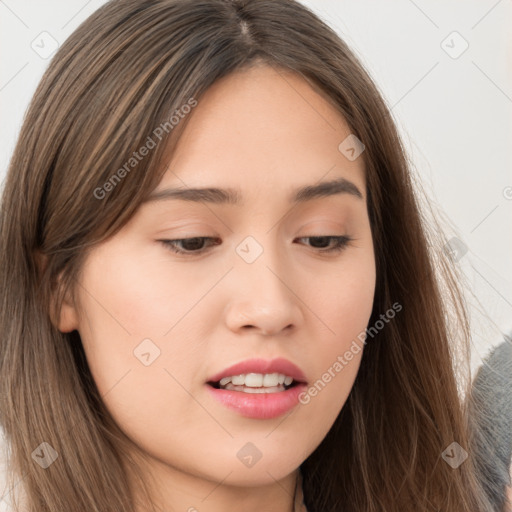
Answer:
[
  {"left": 235, "top": 232, "right": 287, "bottom": 291},
  {"left": 224, "top": 232, "right": 302, "bottom": 334}
]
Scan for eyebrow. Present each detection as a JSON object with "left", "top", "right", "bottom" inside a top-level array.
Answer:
[{"left": 144, "top": 176, "right": 363, "bottom": 205}]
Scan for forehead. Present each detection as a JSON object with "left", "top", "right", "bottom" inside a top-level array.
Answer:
[{"left": 155, "top": 64, "right": 366, "bottom": 203}]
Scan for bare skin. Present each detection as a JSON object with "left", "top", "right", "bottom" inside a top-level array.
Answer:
[{"left": 56, "top": 63, "right": 376, "bottom": 512}]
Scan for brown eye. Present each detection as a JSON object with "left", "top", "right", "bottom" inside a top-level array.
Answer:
[
  {"left": 295, "top": 235, "right": 353, "bottom": 253},
  {"left": 158, "top": 237, "right": 221, "bottom": 255}
]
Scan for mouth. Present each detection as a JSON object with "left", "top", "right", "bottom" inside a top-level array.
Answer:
[{"left": 204, "top": 358, "right": 309, "bottom": 418}]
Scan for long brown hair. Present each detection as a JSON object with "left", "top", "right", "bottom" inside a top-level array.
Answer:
[{"left": 0, "top": 0, "right": 495, "bottom": 510}]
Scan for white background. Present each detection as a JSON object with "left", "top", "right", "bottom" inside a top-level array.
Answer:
[{"left": 1, "top": 1, "right": 511, "bottom": 507}]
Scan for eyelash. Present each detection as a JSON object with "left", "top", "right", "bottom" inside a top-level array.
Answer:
[{"left": 158, "top": 235, "right": 353, "bottom": 256}]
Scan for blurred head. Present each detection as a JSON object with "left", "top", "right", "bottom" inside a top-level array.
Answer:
[{"left": 0, "top": 1, "right": 493, "bottom": 511}]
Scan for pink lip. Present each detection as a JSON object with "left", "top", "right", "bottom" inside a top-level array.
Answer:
[
  {"left": 206, "top": 357, "right": 307, "bottom": 384},
  {"left": 206, "top": 382, "right": 308, "bottom": 419}
]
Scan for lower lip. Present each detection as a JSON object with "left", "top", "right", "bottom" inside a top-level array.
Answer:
[{"left": 205, "top": 383, "right": 308, "bottom": 419}]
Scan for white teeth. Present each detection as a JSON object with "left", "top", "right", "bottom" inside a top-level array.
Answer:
[
  {"left": 262, "top": 373, "right": 278, "bottom": 387},
  {"left": 217, "top": 373, "right": 296, "bottom": 388},
  {"left": 231, "top": 375, "right": 245, "bottom": 385},
  {"left": 245, "top": 373, "right": 264, "bottom": 387},
  {"left": 223, "top": 383, "right": 284, "bottom": 393}
]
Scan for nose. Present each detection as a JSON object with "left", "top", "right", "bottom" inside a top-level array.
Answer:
[{"left": 223, "top": 251, "right": 304, "bottom": 336}]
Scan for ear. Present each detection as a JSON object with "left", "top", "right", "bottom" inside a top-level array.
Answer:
[
  {"left": 35, "top": 250, "right": 79, "bottom": 333},
  {"left": 54, "top": 285, "right": 79, "bottom": 333}
]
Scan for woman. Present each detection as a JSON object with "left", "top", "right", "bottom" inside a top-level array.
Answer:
[{"left": 0, "top": 0, "right": 507, "bottom": 510}]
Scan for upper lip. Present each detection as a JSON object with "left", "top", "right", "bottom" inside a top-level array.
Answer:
[{"left": 207, "top": 357, "right": 307, "bottom": 384}]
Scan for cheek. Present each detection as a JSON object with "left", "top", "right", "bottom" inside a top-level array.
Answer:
[
  {"left": 75, "top": 253, "right": 202, "bottom": 443},
  {"left": 306, "top": 247, "right": 376, "bottom": 342},
  {"left": 75, "top": 243, "right": 216, "bottom": 406},
  {"left": 78, "top": 245, "right": 207, "bottom": 340},
  {"left": 296, "top": 249, "right": 375, "bottom": 417}
]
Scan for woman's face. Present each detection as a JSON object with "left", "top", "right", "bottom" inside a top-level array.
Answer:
[{"left": 59, "top": 64, "right": 376, "bottom": 502}]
